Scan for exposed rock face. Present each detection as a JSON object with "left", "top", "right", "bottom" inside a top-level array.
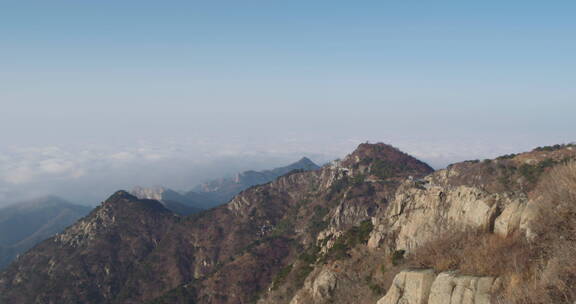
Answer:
[
  {"left": 377, "top": 270, "right": 500, "bottom": 304},
  {"left": 368, "top": 169, "right": 535, "bottom": 251},
  {"left": 377, "top": 269, "right": 435, "bottom": 304},
  {"left": 290, "top": 269, "right": 338, "bottom": 304},
  {"left": 427, "top": 272, "right": 500, "bottom": 304},
  {"left": 493, "top": 199, "right": 538, "bottom": 239}
]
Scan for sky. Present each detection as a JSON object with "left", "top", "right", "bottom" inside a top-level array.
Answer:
[{"left": 1, "top": 1, "right": 575, "bottom": 205}]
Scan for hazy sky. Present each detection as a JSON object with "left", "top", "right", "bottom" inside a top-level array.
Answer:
[{"left": 1, "top": 1, "right": 575, "bottom": 204}]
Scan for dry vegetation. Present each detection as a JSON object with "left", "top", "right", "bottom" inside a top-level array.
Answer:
[{"left": 406, "top": 161, "right": 576, "bottom": 304}]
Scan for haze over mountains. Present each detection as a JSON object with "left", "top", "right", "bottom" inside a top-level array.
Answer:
[
  {"left": 131, "top": 157, "right": 320, "bottom": 214},
  {"left": 0, "top": 196, "right": 90, "bottom": 269}
]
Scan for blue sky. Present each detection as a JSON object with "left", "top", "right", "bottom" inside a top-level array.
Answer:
[{"left": 0, "top": 1, "right": 575, "bottom": 203}]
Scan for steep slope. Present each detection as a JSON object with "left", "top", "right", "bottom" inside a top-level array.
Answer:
[
  {"left": 0, "top": 143, "right": 431, "bottom": 304},
  {"left": 0, "top": 196, "right": 91, "bottom": 269},
  {"left": 0, "top": 191, "right": 176, "bottom": 304}
]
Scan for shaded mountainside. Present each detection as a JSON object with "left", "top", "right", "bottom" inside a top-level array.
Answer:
[
  {"left": 0, "top": 196, "right": 91, "bottom": 270},
  {"left": 1, "top": 143, "right": 575, "bottom": 304},
  {"left": 0, "top": 192, "right": 176, "bottom": 304}
]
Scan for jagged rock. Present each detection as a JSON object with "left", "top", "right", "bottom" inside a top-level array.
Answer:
[
  {"left": 377, "top": 269, "right": 435, "bottom": 304},
  {"left": 494, "top": 199, "right": 538, "bottom": 239},
  {"left": 368, "top": 176, "right": 530, "bottom": 251},
  {"left": 312, "top": 269, "right": 338, "bottom": 302}
]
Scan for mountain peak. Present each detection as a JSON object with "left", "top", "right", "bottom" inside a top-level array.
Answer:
[
  {"left": 295, "top": 156, "right": 316, "bottom": 166},
  {"left": 108, "top": 190, "right": 138, "bottom": 202},
  {"left": 341, "top": 142, "right": 434, "bottom": 179},
  {"left": 101, "top": 190, "right": 170, "bottom": 215}
]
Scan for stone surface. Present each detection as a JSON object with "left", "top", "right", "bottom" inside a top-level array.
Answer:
[
  {"left": 428, "top": 272, "right": 499, "bottom": 304},
  {"left": 311, "top": 269, "right": 338, "bottom": 302},
  {"left": 289, "top": 269, "right": 338, "bottom": 304},
  {"left": 377, "top": 270, "right": 499, "bottom": 304},
  {"left": 377, "top": 269, "right": 435, "bottom": 304},
  {"left": 368, "top": 174, "right": 532, "bottom": 251}
]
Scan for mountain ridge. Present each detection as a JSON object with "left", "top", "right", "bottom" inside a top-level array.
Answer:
[
  {"left": 131, "top": 156, "right": 321, "bottom": 213},
  {"left": 0, "top": 196, "right": 91, "bottom": 270}
]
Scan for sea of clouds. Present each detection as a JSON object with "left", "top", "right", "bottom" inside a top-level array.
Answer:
[{"left": 0, "top": 135, "right": 545, "bottom": 207}]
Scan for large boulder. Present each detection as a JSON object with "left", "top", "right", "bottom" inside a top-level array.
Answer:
[
  {"left": 377, "top": 270, "right": 500, "bottom": 304},
  {"left": 377, "top": 269, "right": 435, "bottom": 304},
  {"left": 289, "top": 268, "right": 338, "bottom": 304},
  {"left": 428, "top": 272, "right": 500, "bottom": 304}
]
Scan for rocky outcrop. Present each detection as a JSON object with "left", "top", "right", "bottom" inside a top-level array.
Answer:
[
  {"left": 368, "top": 171, "right": 536, "bottom": 251},
  {"left": 377, "top": 270, "right": 500, "bottom": 304},
  {"left": 493, "top": 199, "right": 538, "bottom": 239},
  {"left": 428, "top": 272, "right": 500, "bottom": 304},
  {"left": 377, "top": 269, "right": 435, "bottom": 304},
  {"left": 289, "top": 269, "right": 338, "bottom": 304}
]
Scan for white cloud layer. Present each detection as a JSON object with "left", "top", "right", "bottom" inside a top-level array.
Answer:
[{"left": 0, "top": 134, "right": 564, "bottom": 206}]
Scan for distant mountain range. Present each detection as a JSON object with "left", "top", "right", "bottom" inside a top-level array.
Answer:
[
  {"left": 0, "top": 196, "right": 91, "bottom": 269},
  {"left": 131, "top": 157, "right": 320, "bottom": 214}
]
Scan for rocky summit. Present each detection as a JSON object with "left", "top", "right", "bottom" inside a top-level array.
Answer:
[{"left": 1, "top": 143, "right": 575, "bottom": 304}]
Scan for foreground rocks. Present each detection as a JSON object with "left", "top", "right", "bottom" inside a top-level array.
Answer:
[{"left": 377, "top": 270, "right": 501, "bottom": 304}]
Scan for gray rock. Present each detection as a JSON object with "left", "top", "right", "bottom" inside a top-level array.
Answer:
[{"left": 377, "top": 269, "right": 435, "bottom": 304}]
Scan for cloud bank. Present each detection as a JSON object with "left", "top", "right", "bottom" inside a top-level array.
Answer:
[{"left": 1, "top": 133, "right": 557, "bottom": 207}]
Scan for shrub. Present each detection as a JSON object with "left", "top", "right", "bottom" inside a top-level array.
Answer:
[
  {"left": 298, "top": 246, "right": 320, "bottom": 265},
  {"left": 533, "top": 143, "right": 575, "bottom": 152},
  {"left": 526, "top": 161, "right": 576, "bottom": 303},
  {"left": 309, "top": 206, "right": 329, "bottom": 235},
  {"left": 371, "top": 159, "right": 395, "bottom": 179},
  {"left": 407, "top": 229, "right": 533, "bottom": 276},
  {"left": 496, "top": 153, "right": 517, "bottom": 160},
  {"left": 323, "top": 220, "right": 374, "bottom": 262},
  {"left": 294, "top": 264, "right": 314, "bottom": 288},
  {"left": 271, "top": 264, "right": 293, "bottom": 290},
  {"left": 391, "top": 250, "right": 405, "bottom": 266}
]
